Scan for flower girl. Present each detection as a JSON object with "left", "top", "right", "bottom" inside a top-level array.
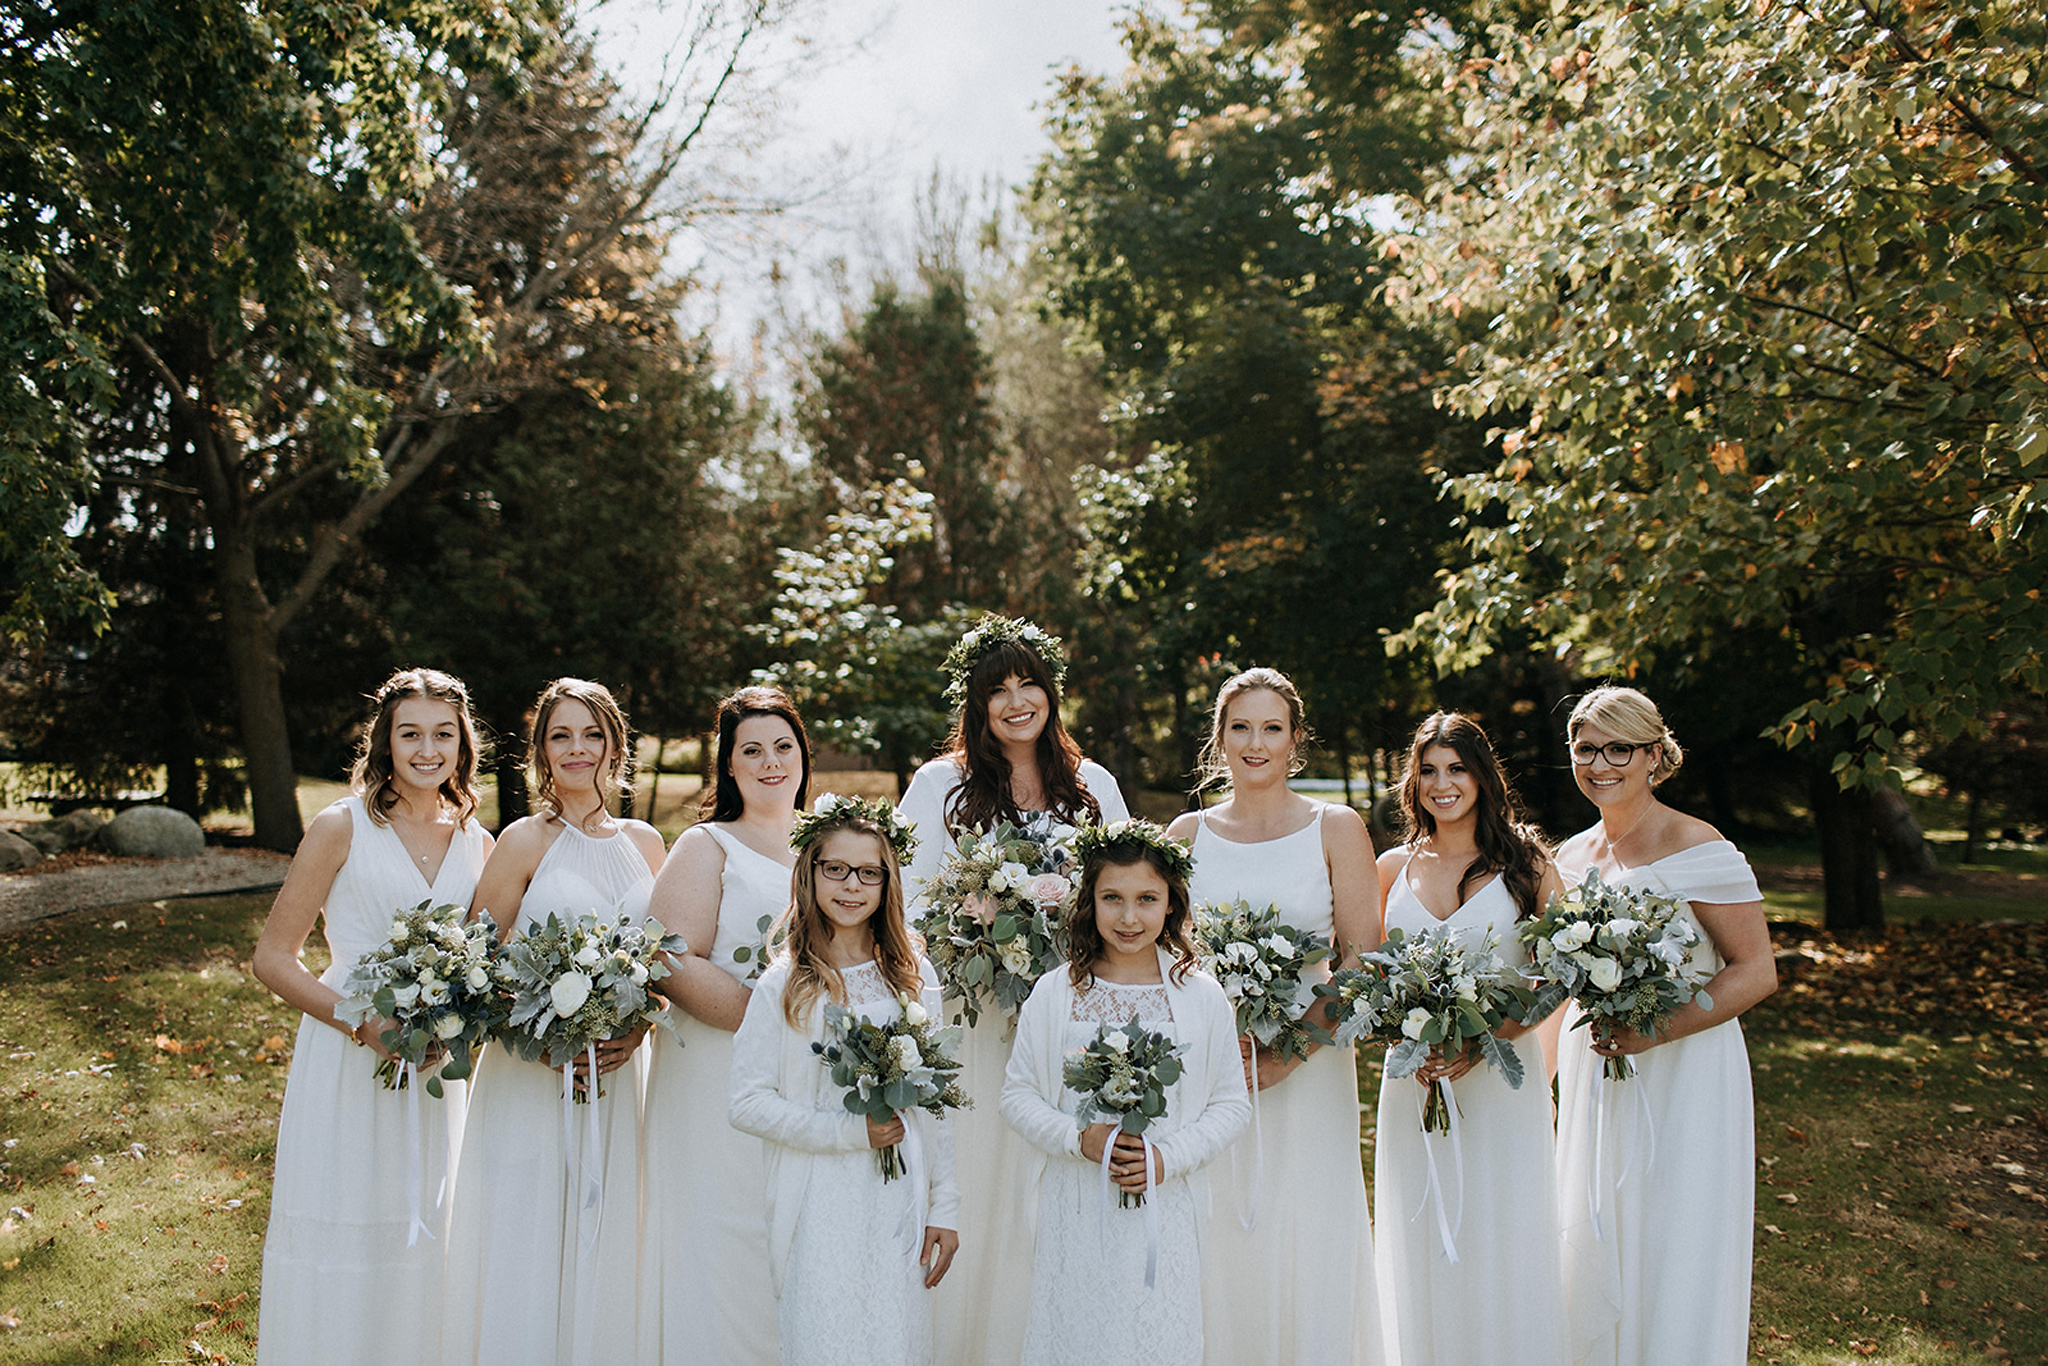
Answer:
[
  {"left": 729, "top": 797, "right": 960, "bottom": 1366},
  {"left": 1001, "top": 820, "right": 1250, "bottom": 1366}
]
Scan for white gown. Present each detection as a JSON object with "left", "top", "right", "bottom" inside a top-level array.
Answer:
[
  {"left": 441, "top": 821, "right": 658, "bottom": 1366},
  {"left": 639, "top": 823, "right": 787, "bottom": 1366},
  {"left": 897, "top": 755, "right": 1130, "bottom": 1366},
  {"left": 258, "top": 796, "right": 492, "bottom": 1366},
  {"left": 1001, "top": 966, "right": 1250, "bottom": 1366},
  {"left": 729, "top": 957, "right": 960, "bottom": 1366},
  {"left": 1192, "top": 805, "right": 1387, "bottom": 1366},
  {"left": 1555, "top": 841, "right": 1763, "bottom": 1366},
  {"left": 1374, "top": 865, "right": 1569, "bottom": 1366}
]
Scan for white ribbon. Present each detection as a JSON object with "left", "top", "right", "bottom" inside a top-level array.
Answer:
[
  {"left": 1096, "top": 1129, "right": 1164, "bottom": 1290},
  {"left": 402, "top": 1060, "right": 433, "bottom": 1247},
  {"left": 1408, "top": 1078, "right": 1464, "bottom": 1264},
  {"left": 1584, "top": 1057, "right": 1660, "bottom": 1244},
  {"left": 558, "top": 1046, "right": 606, "bottom": 1253}
]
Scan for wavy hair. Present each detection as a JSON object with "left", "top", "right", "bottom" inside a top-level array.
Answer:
[
  {"left": 528, "top": 678, "right": 631, "bottom": 820},
  {"left": 941, "top": 635, "right": 1102, "bottom": 832},
  {"left": 350, "top": 668, "right": 483, "bottom": 827},
  {"left": 778, "top": 812, "right": 924, "bottom": 1029},
  {"left": 1193, "top": 667, "right": 1309, "bottom": 793},
  {"left": 701, "top": 685, "right": 812, "bottom": 822},
  {"left": 1065, "top": 841, "right": 1199, "bottom": 990},
  {"left": 1396, "top": 711, "right": 1551, "bottom": 920}
]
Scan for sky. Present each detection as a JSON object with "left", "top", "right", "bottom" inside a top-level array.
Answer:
[{"left": 587, "top": 0, "right": 1136, "bottom": 369}]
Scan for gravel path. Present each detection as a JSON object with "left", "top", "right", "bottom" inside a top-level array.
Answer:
[{"left": 0, "top": 847, "right": 292, "bottom": 936}]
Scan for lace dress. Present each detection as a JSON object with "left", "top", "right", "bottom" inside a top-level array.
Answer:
[
  {"left": 1373, "top": 865, "right": 1567, "bottom": 1366},
  {"left": 441, "top": 821, "right": 658, "bottom": 1366},
  {"left": 729, "top": 958, "right": 959, "bottom": 1366},
  {"left": 1555, "top": 841, "right": 1763, "bottom": 1366},
  {"left": 257, "top": 797, "right": 492, "bottom": 1366}
]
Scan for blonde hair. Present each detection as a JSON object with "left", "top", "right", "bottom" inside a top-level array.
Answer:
[
  {"left": 1568, "top": 686, "right": 1684, "bottom": 787},
  {"left": 1194, "top": 667, "right": 1308, "bottom": 793},
  {"left": 778, "top": 815, "right": 924, "bottom": 1029},
  {"left": 529, "top": 678, "right": 632, "bottom": 818}
]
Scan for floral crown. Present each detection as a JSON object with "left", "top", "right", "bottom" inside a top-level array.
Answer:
[
  {"left": 1070, "top": 818, "right": 1195, "bottom": 885},
  {"left": 790, "top": 792, "right": 920, "bottom": 865},
  {"left": 940, "top": 613, "right": 1067, "bottom": 707}
]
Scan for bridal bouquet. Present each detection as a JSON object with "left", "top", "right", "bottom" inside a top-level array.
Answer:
[
  {"left": 1194, "top": 899, "right": 1331, "bottom": 1063},
  {"left": 813, "top": 994, "right": 971, "bottom": 1180},
  {"left": 916, "top": 816, "right": 1081, "bottom": 1026},
  {"left": 1064, "top": 1017, "right": 1187, "bottom": 1207},
  {"left": 1316, "top": 925, "right": 1536, "bottom": 1132},
  {"left": 493, "top": 911, "right": 688, "bottom": 1100},
  {"left": 332, "top": 899, "right": 500, "bottom": 1097},
  {"left": 1520, "top": 868, "right": 1714, "bottom": 1080}
]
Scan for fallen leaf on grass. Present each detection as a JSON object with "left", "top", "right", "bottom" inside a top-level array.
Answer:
[
  {"left": 1776, "top": 1193, "right": 1800, "bottom": 1204},
  {"left": 57, "top": 1161, "right": 78, "bottom": 1177},
  {"left": 1921, "top": 1290, "right": 1931, "bottom": 1305},
  {"left": 0, "top": 1310, "right": 18, "bottom": 1330},
  {"left": 1763, "top": 1224, "right": 1785, "bottom": 1235},
  {"left": 1783, "top": 1125, "right": 1809, "bottom": 1146},
  {"left": 206, "top": 1253, "right": 227, "bottom": 1274},
  {"left": 1951, "top": 1104, "right": 1976, "bottom": 1115},
  {"left": 1851, "top": 1139, "right": 1872, "bottom": 1149}
]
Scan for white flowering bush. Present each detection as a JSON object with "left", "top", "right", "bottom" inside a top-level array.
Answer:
[
  {"left": 333, "top": 899, "right": 501, "bottom": 1097},
  {"left": 1194, "top": 899, "right": 1331, "bottom": 1063},
  {"left": 813, "top": 993, "right": 970, "bottom": 1180},
  {"left": 1062, "top": 1016, "right": 1187, "bottom": 1207},
  {"left": 493, "top": 911, "right": 687, "bottom": 1101},
  {"left": 1519, "top": 868, "right": 1715, "bottom": 1079},
  {"left": 916, "top": 815, "right": 1081, "bottom": 1025}
]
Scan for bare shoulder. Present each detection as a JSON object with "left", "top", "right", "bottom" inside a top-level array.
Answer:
[
  {"left": 1318, "top": 801, "right": 1373, "bottom": 850},
  {"left": 1653, "top": 806, "right": 1728, "bottom": 858},
  {"left": 491, "top": 814, "right": 561, "bottom": 863},
  {"left": 300, "top": 801, "right": 355, "bottom": 854},
  {"left": 1165, "top": 809, "right": 1202, "bottom": 842},
  {"left": 621, "top": 819, "right": 668, "bottom": 870},
  {"left": 667, "top": 821, "right": 726, "bottom": 865}
]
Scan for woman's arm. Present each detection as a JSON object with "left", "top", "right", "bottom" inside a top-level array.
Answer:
[
  {"left": 729, "top": 972, "right": 869, "bottom": 1153},
  {"left": 251, "top": 806, "right": 375, "bottom": 1047},
  {"left": 1251, "top": 802, "right": 1382, "bottom": 1090},
  {"left": 648, "top": 826, "right": 756, "bottom": 1032},
  {"left": 1592, "top": 896, "right": 1776, "bottom": 1058},
  {"left": 469, "top": 818, "right": 550, "bottom": 943}
]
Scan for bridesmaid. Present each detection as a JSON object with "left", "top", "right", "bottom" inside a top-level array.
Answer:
[
  {"left": 639, "top": 686, "right": 805, "bottom": 1365},
  {"left": 1553, "top": 686, "right": 1776, "bottom": 1366},
  {"left": 253, "top": 667, "right": 493, "bottom": 1366},
  {"left": 1165, "top": 667, "right": 1386, "bottom": 1366},
  {"left": 441, "top": 678, "right": 667, "bottom": 1366},
  {"left": 1372, "top": 712, "right": 1568, "bottom": 1365},
  {"left": 897, "top": 614, "right": 1130, "bottom": 1366}
]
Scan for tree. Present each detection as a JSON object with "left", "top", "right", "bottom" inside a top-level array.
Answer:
[{"left": 1393, "top": 0, "right": 2048, "bottom": 927}]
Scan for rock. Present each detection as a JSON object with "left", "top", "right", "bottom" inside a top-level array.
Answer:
[
  {"left": 17, "top": 809, "right": 107, "bottom": 855},
  {"left": 0, "top": 830, "right": 43, "bottom": 872},
  {"left": 98, "top": 806, "right": 206, "bottom": 858}
]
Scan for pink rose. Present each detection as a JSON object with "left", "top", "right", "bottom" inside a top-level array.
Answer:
[
  {"left": 1026, "top": 873, "right": 1071, "bottom": 908},
  {"left": 966, "top": 893, "right": 999, "bottom": 926}
]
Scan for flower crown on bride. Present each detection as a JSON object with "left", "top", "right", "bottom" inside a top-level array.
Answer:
[
  {"left": 1070, "top": 818, "right": 1195, "bottom": 885},
  {"left": 790, "top": 792, "right": 920, "bottom": 865},
  {"left": 940, "top": 613, "right": 1067, "bottom": 707}
]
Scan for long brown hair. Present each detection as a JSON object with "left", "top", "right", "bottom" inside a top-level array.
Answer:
[
  {"left": 701, "top": 686, "right": 812, "bottom": 821},
  {"left": 778, "top": 814, "right": 925, "bottom": 1028},
  {"left": 529, "top": 678, "right": 631, "bottom": 821},
  {"left": 1396, "top": 711, "right": 1551, "bottom": 920},
  {"left": 942, "top": 637, "right": 1101, "bottom": 832},
  {"left": 1065, "top": 843, "right": 1198, "bottom": 991},
  {"left": 350, "top": 668, "right": 483, "bottom": 827}
]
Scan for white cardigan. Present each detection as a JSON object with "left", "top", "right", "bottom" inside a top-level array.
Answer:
[
  {"left": 729, "top": 955, "right": 961, "bottom": 1292},
  {"left": 1000, "top": 951, "right": 1250, "bottom": 1207}
]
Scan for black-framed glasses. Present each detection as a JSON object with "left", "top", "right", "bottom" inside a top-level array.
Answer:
[
  {"left": 1570, "top": 740, "right": 1647, "bottom": 766},
  {"left": 818, "top": 859, "right": 887, "bottom": 886}
]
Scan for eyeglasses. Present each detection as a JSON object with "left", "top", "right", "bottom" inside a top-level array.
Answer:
[
  {"left": 818, "top": 860, "right": 887, "bottom": 886},
  {"left": 1570, "top": 740, "right": 1648, "bottom": 766}
]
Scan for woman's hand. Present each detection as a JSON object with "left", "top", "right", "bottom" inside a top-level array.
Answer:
[
  {"left": 349, "top": 1015, "right": 398, "bottom": 1062},
  {"left": 1108, "top": 1131, "right": 1165, "bottom": 1193},
  {"left": 1416, "top": 1042, "right": 1478, "bottom": 1086},
  {"left": 1079, "top": 1122, "right": 1117, "bottom": 1166},
  {"left": 920, "top": 1226, "right": 960, "bottom": 1288},
  {"left": 1590, "top": 1024, "right": 1655, "bottom": 1059},
  {"left": 589, "top": 1023, "right": 650, "bottom": 1076},
  {"left": 1252, "top": 1044, "right": 1305, "bottom": 1092},
  {"left": 866, "top": 1113, "right": 906, "bottom": 1150}
]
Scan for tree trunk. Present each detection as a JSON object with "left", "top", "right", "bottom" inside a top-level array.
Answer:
[
  {"left": 1810, "top": 771, "right": 1884, "bottom": 932},
  {"left": 1168, "top": 657, "right": 1197, "bottom": 810},
  {"left": 1963, "top": 789, "right": 1983, "bottom": 864},
  {"left": 1336, "top": 722, "right": 1354, "bottom": 808},
  {"left": 216, "top": 536, "right": 303, "bottom": 851},
  {"left": 1870, "top": 785, "right": 1940, "bottom": 879},
  {"left": 493, "top": 741, "right": 529, "bottom": 831}
]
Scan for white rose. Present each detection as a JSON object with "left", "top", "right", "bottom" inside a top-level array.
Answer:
[
  {"left": 434, "top": 1013, "right": 466, "bottom": 1040},
  {"left": 1588, "top": 957, "right": 1623, "bottom": 992},
  {"left": 466, "top": 965, "right": 489, "bottom": 991},
  {"left": 573, "top": 945, "right": 602, "bottom": 969},
  {"left": 998, "top": 936, "right": 1037, "bottom": 977},
  {"left": 1554, "top": 921, "right": 1593, "bottom": 951},
  {"left": 550, "top": 971, "right": 593, "bottom": 1018},
  {"left": 1400, "top": 1007, "right": 1433, "bottom": 1040},
  {"left": 388, "top": 919, "right": 411, "bottom": 944},
  {"left": 1103, "top": 1030, "right": 1131, "bottom": 1054},
  {"left": 1262, "top": 933, "right": 1294, "bottom": 959},
  {"left": 900, "top": 994, "right": 930, "bottom": 1027},
  {"left": 888, "top": 1034, "right": 923, "bottom": 1073}
]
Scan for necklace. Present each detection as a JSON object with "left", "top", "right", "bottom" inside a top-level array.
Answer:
[{"left": 1603, "top": 798, "right": 1658, "bottom": 858}]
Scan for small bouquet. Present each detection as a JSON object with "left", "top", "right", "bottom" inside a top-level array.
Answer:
[
  {"left": 916, "top": 815, "right": 1081, "bottom": 1026},
  {"left": 1519, "top": 868, "right": 1714, "bottom": 1079},
  {"left": 493, "top": 911, "right": 688, "bottom": 1100},
  {"left": 1194, "top": 899, "right": 1331, "bottom": 1063},
  {"left": 731, "top": 910, "right": 787, "bottom": 985},
  {"left": 1064, "top": 1017, "right": 1187, "bottom": 1207},
  {"left": 1317, "top": 925, "right": 1536, "bottom": 1132},
  {"left": 332, "top": 899, "right": 500, "bottom": 1097},
  {"left": 813, "top": 994, "right": 971, "bottom": 1180}
]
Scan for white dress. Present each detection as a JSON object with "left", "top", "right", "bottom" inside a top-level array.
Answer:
[
  {"left": 441, "top": 821, "right": 659, "bottom": 1366},
  {"left": 729, "top": 956, "right": 960, "bottom": 1366},
  {"left": 1001, "top": 962, "right": 1250, "bottom": 1366},
  {"left": 639, "top": 823, "right": 787, "bottom": 1366},
  {"left": 1192, "top": 806, "right": 1386, "bottom": 1366},
  {"left": 258, "top": 796, "right": 492, "bottom": 1366},
  {"left": 897, "top": 755, "right": 1130, "bottom": 1366},
  {"left": 1374, "top": 864, "right": 1569, "bottom": 1366},
  {"left": 1555, "top": 841, "right": 1763, "bottom": 1366}
]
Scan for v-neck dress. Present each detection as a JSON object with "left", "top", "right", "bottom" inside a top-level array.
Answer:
[
  {"left": 257, "top": 795, "right": 493, "bottom": 1366},
  {"left": 1372, "top": 863, "right": 1567, "bottom": 1366}
]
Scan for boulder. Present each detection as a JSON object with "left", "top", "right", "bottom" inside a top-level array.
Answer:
[
  {"left": 0, "top": 829, "right": 43, "bottom": 872},
  {"left": 99, "top": 806, "right": 206, "bottom": 858},
  {"left": 17, "top": 809, "right": 107, "bottom": 855}
]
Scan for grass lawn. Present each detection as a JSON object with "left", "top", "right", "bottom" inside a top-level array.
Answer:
[{"left": 3, "top": 892, "right": 2044, "bottom": 1363}]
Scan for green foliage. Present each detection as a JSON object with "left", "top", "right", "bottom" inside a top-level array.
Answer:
[{"left": 1395, "top": 0, "right": 2048, "bottom": 786}]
